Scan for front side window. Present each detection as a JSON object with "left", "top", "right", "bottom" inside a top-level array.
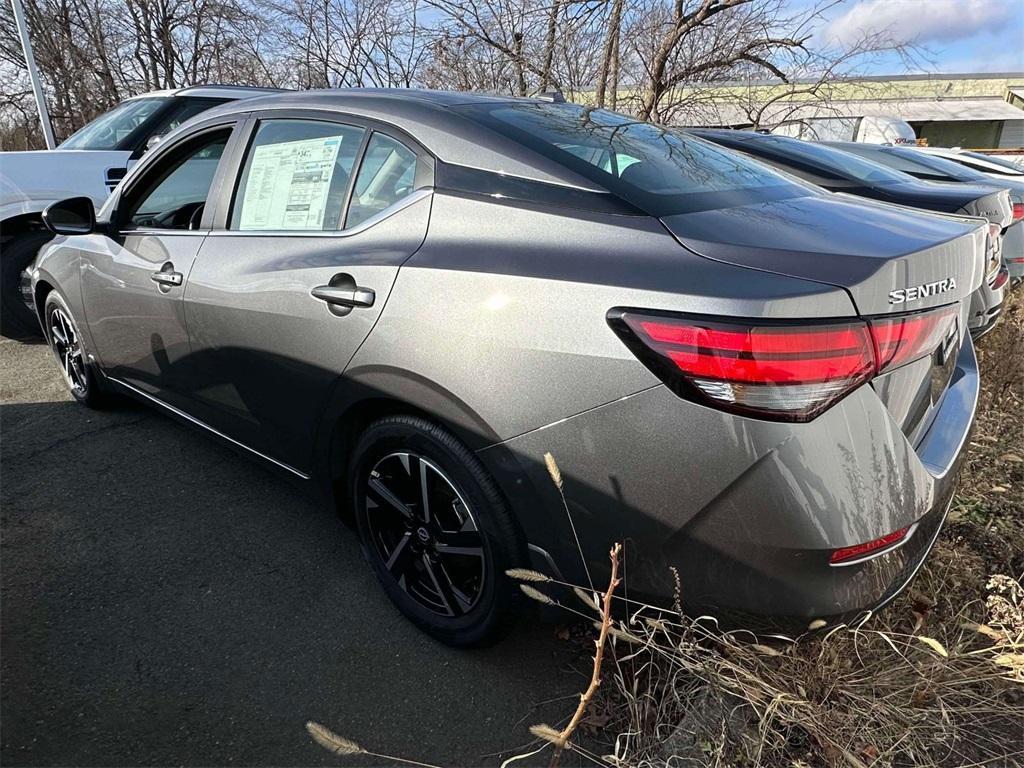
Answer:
[
  {"left": 123, "top": 129, "right": 230, "bottom": 230},
  {"left": 232, "top": 120, "right": 365, "bottom": 231},
  {"left": 60, "top": 98, "right": 171, "bottom": 151},
  {"left": 454, "top": 103, "right": 814, "bottom": 215},
  {"left": 345, "top": 133, "right": 419, "bottom": 229}
]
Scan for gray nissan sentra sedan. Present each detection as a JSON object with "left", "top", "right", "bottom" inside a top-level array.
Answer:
[{"left": 33, "top": 90, "right": 986, "bottom": 645}]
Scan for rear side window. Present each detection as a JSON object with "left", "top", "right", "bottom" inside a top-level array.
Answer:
[
  {"left": 345, "top": 133, "right": 419, "bottom": 228},
  {"left": 453, "top": 103, "right": 814, "bottom": 215},
  {"left": 232, "top": 119, "right": 365, "bottom": 231}
]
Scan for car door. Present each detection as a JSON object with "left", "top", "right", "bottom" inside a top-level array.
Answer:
[
  {"left": 79, "top": 120, "right": 243, "bottom": 404},
  {"left": 181, "top": 114, "right": 433, "bottom": 474}
]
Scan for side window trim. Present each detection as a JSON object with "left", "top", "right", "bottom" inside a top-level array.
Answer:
[{"left": 115, "top": 120, "right": 242, "bottom": 233}]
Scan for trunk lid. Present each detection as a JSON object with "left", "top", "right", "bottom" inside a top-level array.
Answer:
[{"left": 660, "top": 192, "right": 986, "bottom": 316}]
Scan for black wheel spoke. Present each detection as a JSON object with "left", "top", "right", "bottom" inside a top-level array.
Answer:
[
  {"left": 435, "top": 529, "right": 485, "bottom": 558},
  {"left": 385, "top": 532, "right": 416, "bottom": 579},
  {"left": 422, "top": 554, "right": 467, "bottom": 617},
  {"left": 367, "top": 477, "right": 414, "bottom": 521},
  {"left": 405, "top": 454, "right": 431, "bottom": 524}
]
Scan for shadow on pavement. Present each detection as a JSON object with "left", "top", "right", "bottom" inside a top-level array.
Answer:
[{"left": 1, "top": 394, "right": 574, "bottom": 766}]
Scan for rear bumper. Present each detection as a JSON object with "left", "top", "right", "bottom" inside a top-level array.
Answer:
[{"left": 483, "top": 337, "right": 978, "bottom": 625}]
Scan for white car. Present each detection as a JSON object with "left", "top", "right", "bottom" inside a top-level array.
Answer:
[
  {"left": 0, "top": 84, "right": 281, "bottom": 337},
  {"left": 916, "top": 146, "right": 1024, "bottom": 179}
]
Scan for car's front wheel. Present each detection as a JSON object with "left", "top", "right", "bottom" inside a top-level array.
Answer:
[
  {"left": 349, "top": 415, "right": 525, "bottom": 646},
  {"left": 42, "top": 291, "right": 109, "bottom": 408}
]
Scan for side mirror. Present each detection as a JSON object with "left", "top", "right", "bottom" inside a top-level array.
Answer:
[{"left": 42, "top": 196, "right": 96, "bottom": 235}]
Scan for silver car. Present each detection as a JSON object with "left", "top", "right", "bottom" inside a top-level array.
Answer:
[{"left": 34, "top": 91, "right": 985, "bottom": 645}]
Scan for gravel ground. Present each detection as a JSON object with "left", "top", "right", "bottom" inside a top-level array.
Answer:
[{"left": 0, "top": 336, "right": 573, "bottom": 767}]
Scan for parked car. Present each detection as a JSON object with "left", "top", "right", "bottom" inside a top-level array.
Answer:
[
  {"left": 34, "top": 91, "right": 986, "bottom": 645},
  {"left": 0, "top": 84, "right": 282, "bottom": 338},
  {"left": 770, "top": 115, "right": 917, "bottom": 145},
  {"left": 822, "top": 141, "right": 1024, "bottom": 283},
  {"left": 916, "top": 146, "right": 1024, "bottom": 178},
  {"left": 688, "top": 129, "right": 1011, "bottom": 337}
]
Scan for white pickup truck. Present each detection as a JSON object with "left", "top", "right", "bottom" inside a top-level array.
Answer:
[{"left": 0, "top": 84, "right": 280, "bottom": 337}]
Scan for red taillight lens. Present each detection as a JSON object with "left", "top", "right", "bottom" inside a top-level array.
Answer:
[
  {"left": 611, "top": 305, "right": 958, "bottom": 422},
  {"left": 1012, "top": 202, "right": 1024, "bottom": 222},
  {"left": 869, "top": 305, "right": 959, "bottom": 373},
  {"left": 830, "top": 526, "right": 911, "bottom": 565}
]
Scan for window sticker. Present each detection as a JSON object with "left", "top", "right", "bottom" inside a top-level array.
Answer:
[{"left": 239, "top": 136, "right": 343, "bottom": 230}]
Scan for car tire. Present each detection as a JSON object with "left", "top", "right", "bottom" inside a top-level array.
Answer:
[
  {"left": 41, "top": 291, "right": 111, "bottom": 409},
  {"left": 1, "top": 230, "right": 52, "bottom": 339},
  {"left": 349, "top": 415, "right": 526, "bottom": 647}
]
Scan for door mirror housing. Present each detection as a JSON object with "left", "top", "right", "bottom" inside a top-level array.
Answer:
[{"left": 42, "top": 196, "right": 96, "bottom": 235}]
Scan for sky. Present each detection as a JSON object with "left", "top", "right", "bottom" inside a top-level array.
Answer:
[{"left": 814, "top": 0, "right": 1024, "bottom": 75}]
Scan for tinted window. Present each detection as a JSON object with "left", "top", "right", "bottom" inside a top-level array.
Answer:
[
  {"left": 745, "top": 136, "right": 911, "bottom": 186},
  {"left": 152, "top": 98, "right": 230, "bottom": 137},
  {"left": 232, "top": 119, "right": 365, "bottom": 231},
  {"left": 124, "top": 129, "right": 230, "bottom": 230},
  {"left": 345, "top": 133, "right": 418, "bottom": 228},
  {"left": 836, "top": 144, "right": 986, "bottom": 182},
  {"left": 454, "top": 103, "right": 813, "bottom": 216},
  {"left": 961, "top": 151, "right": 1024, "bottom": 175},
  {"left": 60, "top": 98, "right": 170, "bottom": 150}
]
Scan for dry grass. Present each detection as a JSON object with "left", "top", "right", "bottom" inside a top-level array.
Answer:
[{"left": 565, "top": 291, "right": 1024, "bottom": 768}]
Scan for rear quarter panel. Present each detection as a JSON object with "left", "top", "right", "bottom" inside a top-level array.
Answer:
[{"left": 346, "top": 192, "right": 857, "bottom": 447}]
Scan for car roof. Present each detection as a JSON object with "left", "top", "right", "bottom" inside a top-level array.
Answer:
[
  {"left": 125, "top": 84, "right": 287, "bottom": 100},
  {"left": 186, "top": 89, "right": 609, "bottom": 191}
]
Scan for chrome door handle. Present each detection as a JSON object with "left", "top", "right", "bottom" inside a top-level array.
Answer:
[
  {"left": 151, "top": 270, "right": 183, "bottom": 287},
  {"left": 311, "top": 284, "right": 375, "bottom": 308}
]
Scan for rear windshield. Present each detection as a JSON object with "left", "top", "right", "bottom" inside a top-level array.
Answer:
[
  {"left": 452, "top": 103, "right": 814, "bottom": 215},
  {"left": 737, "top": 135, "right": 912, "bottom": 186}
]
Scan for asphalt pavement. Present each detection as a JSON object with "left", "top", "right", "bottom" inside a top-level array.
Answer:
[{"left": 1, "top": 336, "right": 575, "bottom": 766}]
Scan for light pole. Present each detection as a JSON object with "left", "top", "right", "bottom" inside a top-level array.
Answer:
[{"left": 10, "top": 0, "right": 56, "bottom": 149}]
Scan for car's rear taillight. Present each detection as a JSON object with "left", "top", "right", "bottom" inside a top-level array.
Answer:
[
  {"left": 985, "top": 223, "right": 1002, "bottom": 275},
  {"left": 609, "top": 305, "right": 959, "bottom": 422},
  {"left": 1012, "top": 201, "right": 1024, "bottom": 222},
  {"left": 869, "top": 305, "right": 959, "bottom": 373}
]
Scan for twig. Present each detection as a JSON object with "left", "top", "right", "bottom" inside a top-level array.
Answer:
[{"left": 546, "top": 542, "right": 622, "bottom": 768}]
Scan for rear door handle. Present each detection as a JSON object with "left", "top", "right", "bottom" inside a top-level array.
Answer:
[{"left": 311, "top": 284, "right": 375, "bottom": 308}]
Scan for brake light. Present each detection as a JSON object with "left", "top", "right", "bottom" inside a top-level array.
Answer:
[
  {"left": 1012, "top": 202, "right": 1024, "bottom": 222},
  {"left": 610, "top": 305, "right": 958, "bottom": 422},
  {"left": 986, "top": 223, "right": 1002, "bottom": 273},
  {"left": 869, "top": 305, "right": 959, "bottom": 373},
  {"left": 830, "top": 526, "right": 911, "bottom": 565}
]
